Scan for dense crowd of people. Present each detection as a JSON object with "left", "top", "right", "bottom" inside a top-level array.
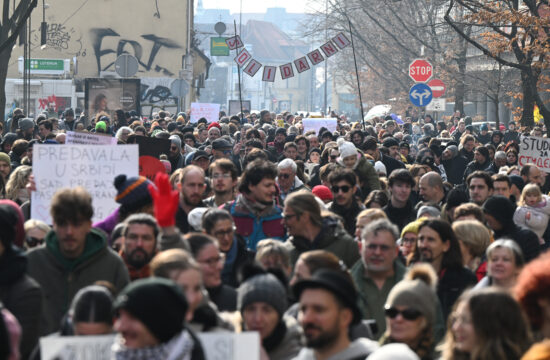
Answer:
[{"left": 1, "top": 106, "right": 550, "bottom": 360}]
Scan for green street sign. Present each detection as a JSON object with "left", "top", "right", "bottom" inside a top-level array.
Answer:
[
  {"left": 211, "top": 37, "right": 229, "bottom": 56},
  {"left": 25, "top": 59, "right": 65, "bottom": 71}
]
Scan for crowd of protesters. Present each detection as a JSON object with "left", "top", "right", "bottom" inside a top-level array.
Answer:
[{"left": 1, "top": 105, "right": 550, "bottom": 360}]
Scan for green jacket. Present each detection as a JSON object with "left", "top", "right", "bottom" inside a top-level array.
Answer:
[
  {"left": 354, "top": 153, "right": 381, "bottom": 197},
  {"left": 27, "top": 228, "right": 129, "bottom": 335},
  {"left": 350, "top": 259, "right": 407, "bottom": 339},
  {"left": 284, "top": 216, "right": 360, "bottom": 268}
]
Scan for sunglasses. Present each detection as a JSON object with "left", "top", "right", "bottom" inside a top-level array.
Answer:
[
  {"left": 385, "top": 306, "right": 422, "bottom": 321},
  {"left": 26, "top": 236, "right": 44, "bottom": 247},
  {"left": 331, "top": 185, "right": 351, "bottom": 193}
]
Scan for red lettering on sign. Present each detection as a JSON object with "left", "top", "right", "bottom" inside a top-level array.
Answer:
[
  {"left": 320, "top": 41, "right": 338, "bottom": 57},
  {"left": 307, "top": 50, "right": 324, "bottom": 65},
  {"left": 294, "top": 57, "right": 310, "bottom": 73}
]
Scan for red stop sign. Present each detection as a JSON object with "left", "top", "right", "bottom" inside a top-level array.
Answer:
[
  {"left": 428, "top": 79, "right": 446, "bottom": 98},
  {"left": 409, "top": 59, "right": 433, "bottom": 82}
]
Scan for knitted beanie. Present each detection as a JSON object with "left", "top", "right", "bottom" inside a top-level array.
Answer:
[
  {"left": 170, "top": 135, "right": 182, "bottom": 151},
  {"left": 18, "top": 118, "right": 35, "bottom": 131},
  {"left": 401, "top": 220, "right": 422, "bottom": 238},
  {"left": 337, "top": 138, "right": 358, "bottom": 159},
  {"left": 386, "top": 264, "right": 437, "bottom": 327},
  {"left": 95, "top": 121, "right": 107, "bottom": 132},
  {"left": 0, "top": 152, "right": 10, "bottom": 166},
  {"left": 208, "top": 122, "right": 221, "bottom": 130},
  {"left": 187, "top": 207, "right": 209, "bottom": 231},
  {"left": 238, "top": 273, "right": 287, "bottom": 318},
  {"left": 382, "top": 137, "right": 399, "bottom": 149},
  {"left": 368, "top": 344, "right": 420, "bottom": 360},
  {"left": 114, "top": 278, "right": 187, "bottom": 343},
  {"left": 417, "top": 205, "right": 441, "bottom": 219},
  {"left": 114, "top": 175, "right": 153, "bottom": 211},
  {"left": 374, "top": 161, "right": 387, "bottom": 175},
  {"left": 482, "top": 195, "right": 515, "bottom": 225},
  {"left": 312, "top": 185, "right": 333, "bottom": 202}
]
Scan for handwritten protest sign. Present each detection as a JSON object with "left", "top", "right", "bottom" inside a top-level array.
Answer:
[
  {"left": 519, "top": 136, "right": 550, "bottom": 173},
  {"left": 302, "top": 118, "right": 338, "bottom": 135},
  {"left": 31, "top": 144, "right": 139, "bottom": 224},
  {"left": 66, "top": 131, "right": 117, "bottom": 145},
  {"left": 41, "top": 335, "right": 116, "bottom": 360},
  {"left": 198, "top": 332, "right": 260, "bottom": 360},
  {"left": 190, "top": 103, "right": 220, "bottom": 123}
]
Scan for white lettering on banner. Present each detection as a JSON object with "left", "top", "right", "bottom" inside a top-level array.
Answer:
[
  {"left": 307, "top": 49, "right": 324, "bottom": 65},
  {"left": 66, "top": 131, "right": 117, "bottom": 145},
  {"left": 41, "top": 335, "right": 115, "bottom": 360},
  {"left": 519, "top": 136, "right": 550, "bottom": 173},
  {"left": 244, "top": 59, "right": 262, "bottom": 77},
  {"left": 190, "top": 103, "right": 221, "bottom": 123},
  {"left": 320, "top": 41, "right": 338, "bottom": 57},
  {"left": 31, "top": 145, "right": 139, "bottom": 225},
  {"left": 302, "top": 118, "right": 338, "bottom": 135},
  {"left": 262, "top": 66, "right": 276, "bottom": 82},
  {"left": 332, "top": 32, "right": 351, "bottom": 49},
  {"left": 225, "top": 35, "right": 244, "bottom": 50},
  {"left": 294, "top": 57, "right": 310, "bottom": 73},
  {"left": 280, "top": 63, "right": 295, "bottom": 79},
  {"left": 234, "top": 49, "right": 252, "bottom": 67},
  {"left": 198, "top": 332, "right": 260, "bottom": 360}
]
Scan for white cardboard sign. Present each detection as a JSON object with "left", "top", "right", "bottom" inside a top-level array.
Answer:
[
  {"left": 280, "top": 63, "right": 295, "bottom": 79},
  {"left": 198, "top": 332, "right": 260, "bottom": 360},
  {"left": 41, "top": 335, "right": 116, "bottom": 360},
  {"left": 190, "top": 103, "right": 221, "bottom": 123},
  {"left": 225, "top": 35, "right": 244, "bottom": 50},
  {"left": 31, "top": 144, "right": 139, "bottom": 224},
  {"left": 234, "top": 49, "right": 252, "bottom": 67},
  {"left": 332, "top": 32, "right": 351, "bottom": 49},
  {"left": 244, "top": 59, "right": 262, "bottom": 77},
  {"left": 307, "top": 49, "right": 325, "bottom": 65},
  {"left": 320, "top": 41, "right": 339, "bottom": 57},
  {"left": 519, "top": 136, "right": 550, "bottom": 173},
  {"left": 302, "top": 118, "right": 338, "bottom": 134},
  {"left": 294, "top": 57, "right": 311, "bottom": 73},
  {"left": 66, "top": 131, "right": 117, "bottom": 145},
  {"left": 262, "top": 66, "right": 277, "bottom": 82}
]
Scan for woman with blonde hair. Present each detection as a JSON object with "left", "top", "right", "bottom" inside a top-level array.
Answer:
[
  {"left": 452, "top": 220, "right": 491, "bottom": 281},
  {"left": 5, "top": 165, "right": 31, "bottom": 205}
]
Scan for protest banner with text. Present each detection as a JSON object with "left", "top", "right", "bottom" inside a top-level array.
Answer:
[
  {"left": 302, "top": 118, "right": 338, "bottom": 135},
  {"left": 190, "top": 103, "right": 221, "bottom": 123},
  {"left": 31, "top": 144, "right": 139, "bottom": 224},
  {"left": 198, "top": 332, "right": 260, "bottom": 360},
  {"left": 41, "top": 335, "right": 115, "bottom": 360},
  {"left": 66, "top": 131, "right": 117, "bottom": 145},
  {"left": 519, "top": 136, "right": 550, "bottom": 172}
]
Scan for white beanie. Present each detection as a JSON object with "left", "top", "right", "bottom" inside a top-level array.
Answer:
[
  {"left": 367, "top": 344, "right": 420, "bottom": 360},
  {"left": 337, "top": 137, "right": 358, "bottom": 158},
  {"left": 374, "top": 161, "right": 387, "bottom": 175},
  {"left": 187, "top": 207, "right": 209, "bottom": 231}
]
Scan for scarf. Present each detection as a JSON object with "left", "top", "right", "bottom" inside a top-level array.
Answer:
[
  {"left": 112, "top": 330, "right": 194, "bottom": 360},
  {"left": 240, "top": 192, "right": 271, "bottom": 216}
]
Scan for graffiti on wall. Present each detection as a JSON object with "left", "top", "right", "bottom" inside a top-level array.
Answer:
[
  {"left": 38, "top": 95, "right": 70, "bottom": 112},
  {"left": 90, "top": 28, "right": 181, "bottom": 76},
  {"left": 32, "top": 23, "right": 85, "bottom": 56},
  {"left": 140, "top": 78, "right": 178, "bottom": 116}
]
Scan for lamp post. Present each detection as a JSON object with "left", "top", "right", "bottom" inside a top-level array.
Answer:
[{"left": 40, "top": 0, "right": 47, "bottom": 48}]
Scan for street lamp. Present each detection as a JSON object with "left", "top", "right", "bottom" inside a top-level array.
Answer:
[{"left": 40, "top": 0, "right": 47, "bottom": 49}]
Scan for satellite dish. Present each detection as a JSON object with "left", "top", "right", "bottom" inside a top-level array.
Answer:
[{"left": 115, "top": 54, "right": 139, "bottom": 77}]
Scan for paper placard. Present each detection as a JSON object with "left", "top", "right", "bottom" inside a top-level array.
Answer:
[
  {"left": 234, "top": 49, "right": 252, "bottom": 67},
  {"left": 66, "top": 131, "right": 117, "bottom": 145},
  {"left": 41, "top": 335, "right": 116, "bottom": 360},
  {"left": 190, "top": 103, "right": 221, "bottom": 123},
  {"left": 320, "top": 41, "right": 339, "bottom": 57},
  {"left": 332, "top": 32, "right": 351, "bottom": 49},
  {"left": 262, "top": 66, "right": 277, "bottom": 82},
  {"left": 294, "top": 57, "right": 311, "bottom": 73},
  {"left": 519, "top": 136, "right": 550, "bottom": 173},
  {"left": 302, "top": 118, "right": 338, "bottom": 135},
  {"left": 244, "top": 59, "right": 262, "bottom": 77},
  {"left": 198, "top": 332, "right": 260, "bottom": 360},
  {"left": 225, "top": 35, "right": 244, "bottom": 50},
  {"left": 307, "top": 49, "right": 324, "bottom": 65},
  {"left": 280, "top": 63, "right": 295, "bottom": 80},
  {"left": 31, "top": 144, "right": 139, "bottom": 224}
]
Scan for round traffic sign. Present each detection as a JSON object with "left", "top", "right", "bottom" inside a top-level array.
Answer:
[
  {"left": 428, "top": 79, "right": 446, "bottom": 98},
  {"left": 409, "top": 83, "right": 433, "bottom": 107},
  {"left": 409, "top": 59, "right": 433, "bottom": 83},
  {"left": 115, "top": 54, "right": 139, "bottom": 77}
]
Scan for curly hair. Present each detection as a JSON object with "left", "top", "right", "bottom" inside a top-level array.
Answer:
[{"left": 5, "top": 165, "right": 32, "bottom": 203}]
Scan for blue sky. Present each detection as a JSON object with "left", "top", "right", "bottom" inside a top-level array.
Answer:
[{"left": 200, "top": 0, "right": 319, "bottom": 14}]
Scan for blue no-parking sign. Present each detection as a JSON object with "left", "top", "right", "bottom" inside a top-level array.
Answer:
[{"left": 409, "top": 83, "right": 433, "bottom": 107}]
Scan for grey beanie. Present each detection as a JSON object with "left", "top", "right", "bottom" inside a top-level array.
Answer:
[
  {"left": 417, "top": 205, "right": 440, "bottom": 219},
  {"left": 18, "top": 118, "right": 35, "bottom": 131},
  {"left": 169, "top": 135, "right": 182, "bottom": 151},
  {"left": 446, "top": 145, "right": 458, "bottom": 157},
  {"left": 238, "top": 273, "right": 287, "bottom": 317}
]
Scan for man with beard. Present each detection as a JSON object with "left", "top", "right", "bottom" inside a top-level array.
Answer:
[
  {"left": 224, "top": 159, "right": 284, "bottom": 251},
  {"left": 120, "top": 214, "right": 159, "bottom": 280},
  {"left": 292, "top": 269, "right": 379, "bottom": 360},
  {"left": 416, "top": 219, "right": 476, "bottom": 320},
  {"left": 204, "top": 159, "right": 237, "bottom": 207},
  {"left": 328, "top": 168, "right": 365, "bottom": 236},
  {"left": 175, "top": 165, "right": 207, "bottom": 234}
]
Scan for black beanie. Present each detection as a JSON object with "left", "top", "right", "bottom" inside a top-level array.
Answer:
[
  {"left": 482, "top": 195, "right": 516, "bottom": 225},
  {"left": 114, "top": 278, "right": 188, "bottom": 343},
  {"left": 114, "top": 175, "right": 154, "bottom": 212}
]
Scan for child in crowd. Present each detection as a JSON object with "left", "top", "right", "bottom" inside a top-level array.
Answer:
[{"left": 513, "top": 184, "right": 550, "bottom": 244}]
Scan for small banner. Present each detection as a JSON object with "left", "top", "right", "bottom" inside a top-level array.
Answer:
[
  {"left": 244, "top": 59, "right": 262, "bottom": 77},
  {"left": 332, "top": 32, "right": 351, "bottom": 49},
  {"left": 294, "top": 57, "right": 311, "bottom": 73},
  {"left": 307, "top": 49, "right": 325, "bottom": 65},
  {"left": 320, "top": 41, "right": 339, "bottom": 57},
  {"left": 280, "top": 63, "right": 295, "bottom": 80},
  {"left": 262, "top": 66, "right": 277, "bottom": 82},
  {"left": 225, "top": 35, "right": 244, "bottom": 50},
  {"left": 234, "top": 48, "right": 252, "bottom": 67}
]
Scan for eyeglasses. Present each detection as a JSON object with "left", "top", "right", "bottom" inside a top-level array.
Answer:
[
  {"left": 385, "top": 306, "right": 422, "bottom": 321},
  {"left": 199, "top": 253, "right": 226, "bottom": 267},
  {"left": 279, "top": 173, "right": 292, "bottom": 179},
  {"left": 213, "top": 227, "right": 236, "bottom": 238},
  {"left": 331, "top": 185, "right": 351, "bottom": 193},
  {"left": 401, "top": 236, "right": 417, "bottom": 244},
  {"left": 212, "top": 173, "right": 232, "bottom": 180},
  {"left": 283, "top": 213, "right": 297, "bottom": 221},
  {"left": 26, "top": 236, "right": 44, "bottom": 247}
]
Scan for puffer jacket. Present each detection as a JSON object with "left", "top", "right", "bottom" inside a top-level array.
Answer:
[
  {"left": 284, "top": 215, "right": 360, "bottom": 268},
  {"left": 513, "top": 195, "right": 550, "bottom": 239}
]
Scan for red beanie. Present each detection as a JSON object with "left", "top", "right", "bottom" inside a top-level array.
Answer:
[
  {"left": 208, "top": 122, "right": 221, "bottom": 130},
  {"left": 312, "top": 185, "right": 333, "bottom": 202}
]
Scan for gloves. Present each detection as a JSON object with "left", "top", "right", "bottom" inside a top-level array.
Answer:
[{"left": 148, "top": 172, "right": 180, "bottom": 227}]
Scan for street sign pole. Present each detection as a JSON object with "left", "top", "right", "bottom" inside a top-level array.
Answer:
[{"left": 348, "top": 19, "right": 365, "bottom": 131}]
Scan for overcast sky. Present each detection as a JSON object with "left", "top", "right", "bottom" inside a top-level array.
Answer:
[{"left": 200, "top": 0, "right": 321, "bottom": 14}]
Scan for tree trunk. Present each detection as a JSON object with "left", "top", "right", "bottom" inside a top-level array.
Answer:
[
  {"left": 0, "top": 43, "right": 14, "bottom": 125},
  {"left": 493, "top": 98, "right": 500, "bottom": 131},
  {"left": 454, "top": 53, "right": 466, "bottom": 115},
  {"left": 521, "top": 71, "right": 535, "bottom": 128}
]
